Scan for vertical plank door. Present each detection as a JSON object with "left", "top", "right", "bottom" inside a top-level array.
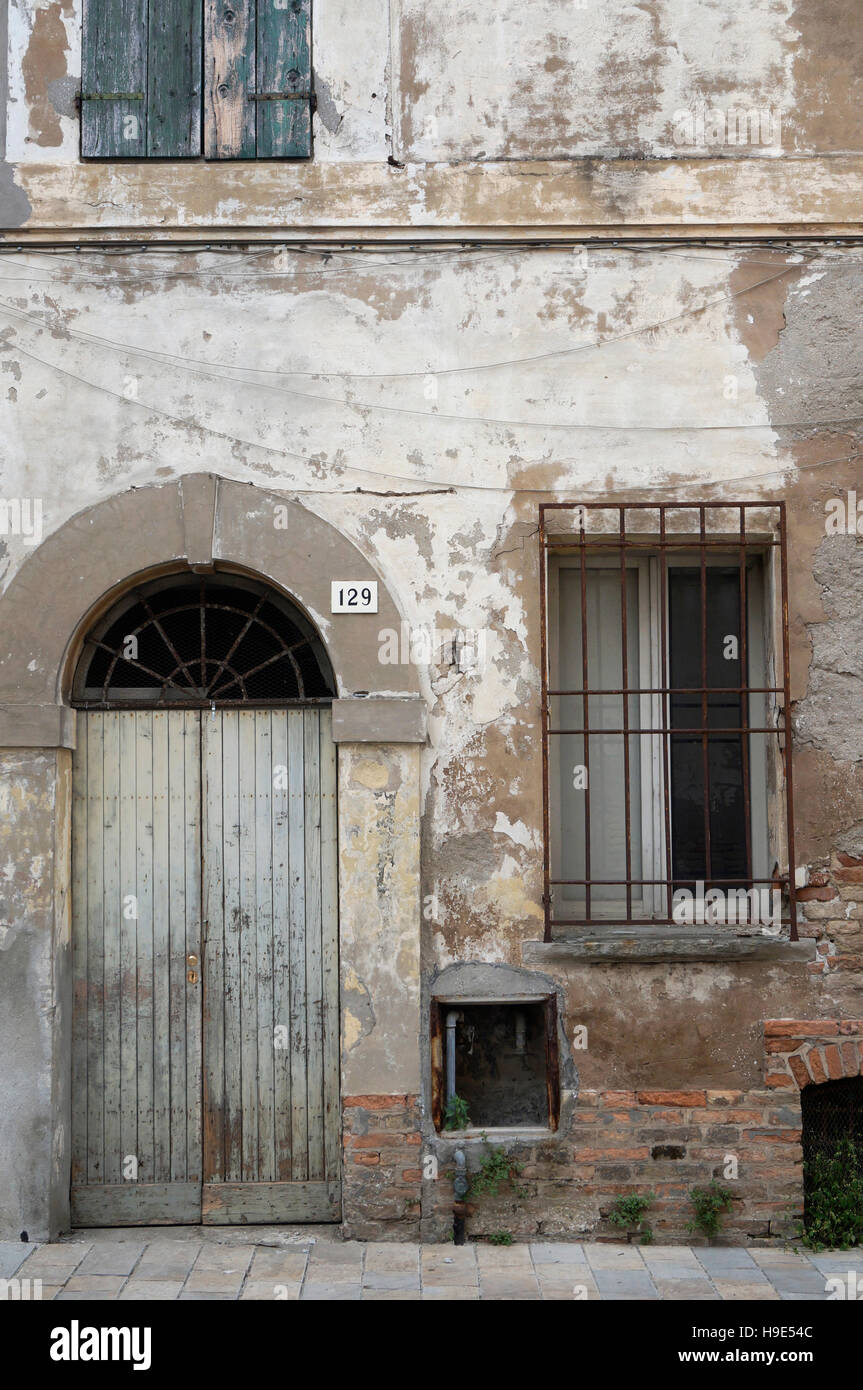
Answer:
[
  {"left": 71, "top": 711, "right": 203, "bottom": 1225},
  {"left": 201, "top": 708, "right": 340, "bottom": 1223}
]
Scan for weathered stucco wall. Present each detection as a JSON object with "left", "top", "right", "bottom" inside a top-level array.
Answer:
[
  {"left": 3, "top": 0, "right": 863, "bottom": 232},
  {"left": 2, "top": 240, "right": 861, "bottom": 986},
  {"left": 0, "top": 239, "right": 856, "bottom": 1239},
  {"left": 0, "top": 747, "right": 71, "bottom": 1241}
]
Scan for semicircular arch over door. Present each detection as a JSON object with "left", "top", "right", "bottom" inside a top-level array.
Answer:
[{"left": 70, "top": 569, "right": 341, "bottom": 1226}]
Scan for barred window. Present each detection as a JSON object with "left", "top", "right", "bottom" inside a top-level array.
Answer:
[{"left": 539, "top": 503, "right": 797, "bottom": 938}]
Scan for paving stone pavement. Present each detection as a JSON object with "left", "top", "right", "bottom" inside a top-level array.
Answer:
[{"left": 2, "top": 1229, "right": 862, "bottom": 1301}]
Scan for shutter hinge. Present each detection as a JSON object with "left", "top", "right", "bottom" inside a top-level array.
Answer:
[{"left": 249, "top": 91, "right": 312, "bottom": 101}]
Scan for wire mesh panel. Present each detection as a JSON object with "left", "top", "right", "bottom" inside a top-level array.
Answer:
[
  {"left": 73, "top": 571, "right": 335, "bottom": 707},
  {"left": 802, "top": 1077, "right": 863, "bottom": 1225},
  {"left": 539, "top": 502, "right": 797, "bottom": 938}
]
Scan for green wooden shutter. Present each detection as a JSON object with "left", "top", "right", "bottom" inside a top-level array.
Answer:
[
  {"left": 82, "top": 0, "right": 202, "bottom": 158},
  {"left": 256, "top": 0, "right": 312, "bottom": 159},
  {"left": 204, "top": 1, "right": 257, "bottom": 158},
  {"left": 204, "top": 0, "right": 312, "bottom": 160},
  {"left": 81, "top": 0, "right": 148, "bottom": 157},
  {"left": 148, "top": 1, "right": 203, "bottom": 156}
]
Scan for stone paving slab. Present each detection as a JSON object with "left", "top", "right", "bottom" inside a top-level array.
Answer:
[
  {"left": 529, "top": 1242, "right": 588, "bottom": 1264},
  {"left": 0, "top": 1242, "right": 35, "bottom": 1278},
  {"left": 10, "top": 1230, "right": 860, "bottom": 1300},
  {"left": 76, "top": 1244, "right": 146, "bottom": 1278}
]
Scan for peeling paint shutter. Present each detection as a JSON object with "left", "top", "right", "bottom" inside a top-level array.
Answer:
[
  {"left": 81, "top": 0, "right": 202, "bottom": 158},
  {"left": 204, "top": 0, "right": 312, "bottom": 160},
  {"left": 256, "top": 0, "right": 313, "bottom": 158}
]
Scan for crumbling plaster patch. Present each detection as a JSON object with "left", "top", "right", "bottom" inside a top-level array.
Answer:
[
  {"left": 394, "top": 0, "right": 797, "bottom": 162},
  {"left": 737, "top": 247, "right": 863, "bottom": 858}
]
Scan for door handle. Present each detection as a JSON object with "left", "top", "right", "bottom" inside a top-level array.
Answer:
[{"left": 187, "top": 953, "right": 199, "bottom": 984}]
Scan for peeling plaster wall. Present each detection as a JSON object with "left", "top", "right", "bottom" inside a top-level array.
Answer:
[
  {"left": 339, "top": 744, "right": 421, "bottom": 1097},
  {"left": 1, "top": 243, "right": 860, "bottom": 1027},
  {"left": 393, "top": 0, "right": 800, "bottom": 161},
  {"left": 0, "top": 748, "right": 71, "bottom": 1240},
  {"left": 3, "top": 1, "right": 863, "bottom": 231}
]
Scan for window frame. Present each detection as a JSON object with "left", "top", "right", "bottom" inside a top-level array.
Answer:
[{"left": 538, "top": 501, "right": 798, "bottom": 940}]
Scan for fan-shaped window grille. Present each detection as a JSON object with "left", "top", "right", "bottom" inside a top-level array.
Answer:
[{"left": 72, "top": 572, "right": 335, "bottom": 707}]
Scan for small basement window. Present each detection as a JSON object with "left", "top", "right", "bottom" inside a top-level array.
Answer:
[{"left": 431, "top": 998, "right": 559, "bottom": 1133}]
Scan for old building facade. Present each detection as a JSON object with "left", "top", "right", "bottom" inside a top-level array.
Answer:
[{"left": 1, "top": 1, "right": 862, "bottom": 1244}]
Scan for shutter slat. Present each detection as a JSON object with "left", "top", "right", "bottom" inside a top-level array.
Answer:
[
  {"left": 148, "top": 0, "right": 203, "bottom": 157},
  {"left": 256, "top": 0, "right": 312, "bottom": 159},
  {"left": 81, "top": 0, "right": 148, "bottom": 158},
  {"left": 205, "top": 0, "right": 257, "bottom": 159}
]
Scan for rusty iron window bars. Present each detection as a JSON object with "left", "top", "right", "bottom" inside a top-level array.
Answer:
[{"left": 539, "top": 502, "right": 797, "bottom": 940}]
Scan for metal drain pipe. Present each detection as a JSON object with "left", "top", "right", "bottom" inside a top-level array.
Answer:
[
  {"left": 445, "top": 1010, "right": 460, "bottom": 1107},
  {"left": 453, "top": 1148, "right": 468, "bottom": 1245}
]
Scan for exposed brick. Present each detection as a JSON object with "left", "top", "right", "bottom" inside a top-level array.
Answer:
[
  {"left": 346, "top": 1132, "right": 409, "bottom": 1148},
  {"left": 601, "top": 1090, "right": 637, "bottom": 1105},
  {"left": 699, "top": 1108, "right": 763, "bottom": 1124},
  {"left": 840, "top": 1040, "right": 860, "bottom": 1075},
  {"left": 834, "top": 866, "right": 863, "bottom": 883},
  {"left": 765, "top": 1072, "right": 795, "bottom": 1089},
  {"left": 764, "top": 1020, "right": 839, "bottom": 1037},
  {"left": 824, "top": 1044, "right": 844, "bottom": 1079},
  {"left": 576, "top": 1147, "right": 650, "bottom": 1161},
  {"left": 766, "top": 1036, "right": 806, "bottom": 1053},
  {"left": 838, "top": 852, "right": 863, "bottom": 867},
  {"left": 636, "top": 1090, "right": 706, "bottom": 1107},
  {"left": 705, "top": 1090, "right": 745, "bottom": 1105},
  {"left": 343, "top": 1094, "right": 413, "bottom": 1110},
  {"left": 808, "top": 1049, "right": 828, "bottom": 1085},
  {"left": 743, "top": 1129, "right": 802, "bottom": 1143},
  {"left": 796, "top": 885, "right": 838, "bottom": 902},
  {"left": 788, "top": 1055, "right": 811, "bottom": 1088},
  {"left": 351, "top": 1152, "right": 380, "bottom": 1166}
]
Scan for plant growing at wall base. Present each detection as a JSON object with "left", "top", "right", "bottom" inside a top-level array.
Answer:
[
  {"left": 468, "top": 1137, "right": 528, "bottom": 1201},
  {"left": 444, "top": 1093, "right": 471, "bottom": 1131},
  {"left": 799, "top": 1137, "right": 863, "bottom": 1251},
  {"left": 608, "top": 1192, "right": 655, "bottom": 1245},
  {"left": 488, "top": 1230, "right": 514, "bottom": 1245},
  {"left": 687, "top": 1180, "right": 734, "bottom": 1241}
]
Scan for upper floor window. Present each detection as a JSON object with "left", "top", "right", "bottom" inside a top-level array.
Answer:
[
  {"left": 540, "top": 502, "right": 798, "bottom": 939},
  {"left": 81, "top": 0, "right": 312, "bottom": 160}
]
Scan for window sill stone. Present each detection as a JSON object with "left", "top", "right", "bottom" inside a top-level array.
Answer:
[{"left": 523, "top": 929, "right": 815, "bottom": 965}]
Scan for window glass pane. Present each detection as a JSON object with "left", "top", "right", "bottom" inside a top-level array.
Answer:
[
  {"left": 558, "top": 567, "right": 641, "bottom": 903},
  {"left": 669, "top": 567, "right": 747, "bottom": 886}
]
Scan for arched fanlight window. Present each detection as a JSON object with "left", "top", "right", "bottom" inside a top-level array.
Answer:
[{"left": 72, "top": 572, "right": 335, "bottom": 707}]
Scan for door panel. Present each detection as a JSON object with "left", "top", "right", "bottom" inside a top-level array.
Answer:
[
  {"left": 71, "top": 711, "right": 203, "bottom": 1225},
  {"left": 72, "top": 706, "right": 339, "bottom": 1226},
  {"left": 201, "top": 708, "right": 340, "bottom": 1223}
]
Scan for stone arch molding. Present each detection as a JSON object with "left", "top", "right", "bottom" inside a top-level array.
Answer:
[{"left": 0, "top": 474, "right": 424, "bottom": 748}]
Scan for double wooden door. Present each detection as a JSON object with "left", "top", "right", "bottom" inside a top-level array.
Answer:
[{"left": 71, "top": 708, "right": 340, "bottom": 1225}]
